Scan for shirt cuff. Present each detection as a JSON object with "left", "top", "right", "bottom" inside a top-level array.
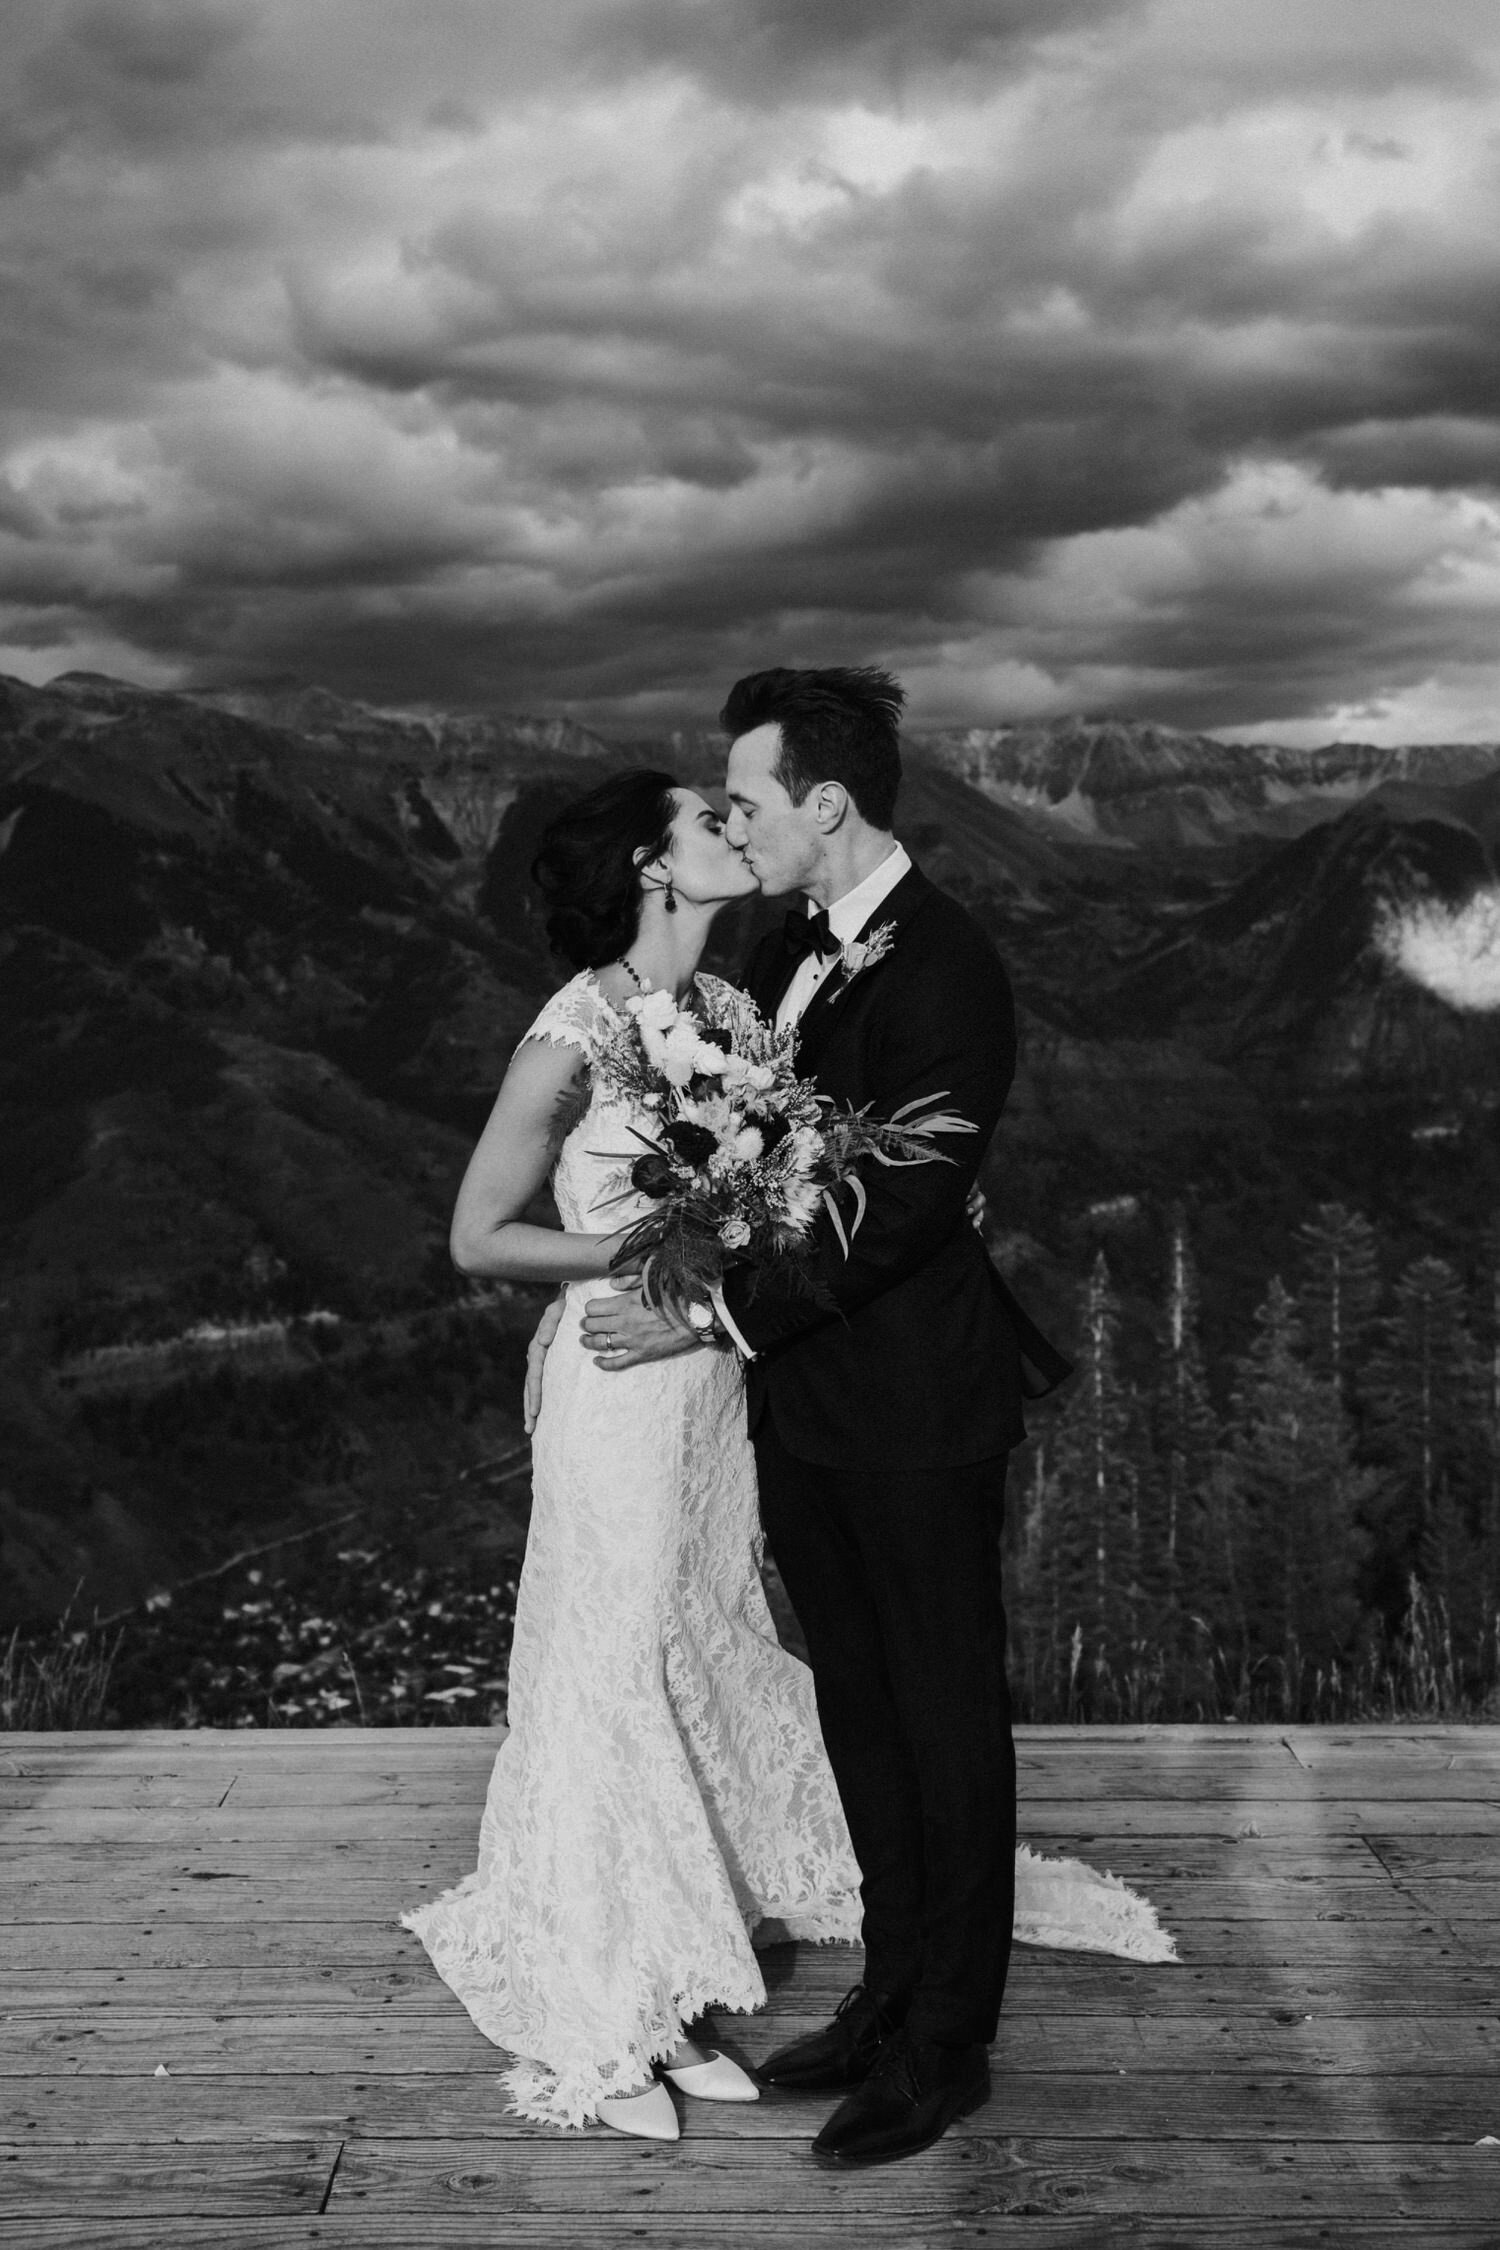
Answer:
[{"left": 711, "top": 1284, "right": 756, "bottom": 1360}]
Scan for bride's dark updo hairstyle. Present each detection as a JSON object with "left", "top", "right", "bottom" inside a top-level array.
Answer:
[{"left": 531, "top": 768, "right": 679, "bottom": 968}]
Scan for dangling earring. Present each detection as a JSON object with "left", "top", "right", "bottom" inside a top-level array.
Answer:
[{"left": 663, "top": 879, "right": 677, "bottom": 915}]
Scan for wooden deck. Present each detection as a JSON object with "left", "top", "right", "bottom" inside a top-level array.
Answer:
[{"left": 1, "top": 1725, "right": 1498, "bottom": 2249}]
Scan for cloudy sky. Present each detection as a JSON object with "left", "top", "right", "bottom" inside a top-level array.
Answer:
[{"left": 2, "top": 0, "right": 1499, "bottom": 740}]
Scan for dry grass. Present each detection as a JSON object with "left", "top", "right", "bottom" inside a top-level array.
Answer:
[
  {"left": 1012, "top": 1579, "right": 1500, "bottom": 1724},
  {"left": 1, "top": 1607, "right": 123, "bottom": 1730}
]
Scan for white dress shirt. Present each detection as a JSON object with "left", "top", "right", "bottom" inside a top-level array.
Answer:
[{"left": 775, "top": 842, "right": 912, "bottom": 1032}]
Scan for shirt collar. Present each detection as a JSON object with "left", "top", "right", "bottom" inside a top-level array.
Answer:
[{"left": 817, "top": 842, "right": 912, "bottom": 945}]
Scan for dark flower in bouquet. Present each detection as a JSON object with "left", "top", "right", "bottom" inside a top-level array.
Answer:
[{"left": 591, "top": 974, "right": 976, "bottom": 1321}]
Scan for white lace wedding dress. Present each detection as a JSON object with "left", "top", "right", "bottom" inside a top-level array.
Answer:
[{"left": 401, "top": 970, "right": 1173, "bottom": 2130}]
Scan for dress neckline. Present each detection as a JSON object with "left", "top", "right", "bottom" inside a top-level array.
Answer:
[{"left": 582, "top": 965, "right": 704, "bottom": 1020}]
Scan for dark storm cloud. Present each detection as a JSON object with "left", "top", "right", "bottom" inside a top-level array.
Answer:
[
  {"left": 582, "top": 0, "right": 1135, "bottom": 101},
  {"left": 2, "top": 0, "right": 1499, "bottom": 740}
]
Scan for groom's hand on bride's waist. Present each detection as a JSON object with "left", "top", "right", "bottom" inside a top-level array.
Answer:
[
  {"left": 523, "top": 1290, "right": 567, "bottom": 1433},
  {"left": 581, "top": 1277, "right": 704, "bottom": 1370}
]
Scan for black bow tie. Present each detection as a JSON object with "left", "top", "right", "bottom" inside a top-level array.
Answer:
[{"left": 783, "top": 908, "right": 840, "bottom": 964}]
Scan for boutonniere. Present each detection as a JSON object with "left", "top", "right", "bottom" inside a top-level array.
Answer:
[{"left": 832, "top": 920, "right": 896, "bottom": 994}]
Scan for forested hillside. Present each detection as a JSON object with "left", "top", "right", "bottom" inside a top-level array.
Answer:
[{"left": 3, "top": 671, "right": 1498, "bottom": 1719}]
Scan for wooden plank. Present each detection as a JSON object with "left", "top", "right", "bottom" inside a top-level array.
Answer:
[
  {"left": 325, "top": 2133, "right": 1500, "bottom": 2221},
  {"left": 0, "top": 1730, "right": 506, "bottom": 1754},
  {"left": 0, "top": 1835, "right": 1397, "bottom": 1885},
  {"left": 1085, "top": 1922, "right": 1495, "bottom": 1966},
  {"left": 0, "top": 1924, "right": 452, "bottom": 1971},
  {"left": 1285, "top": 1732, "right": 1500, "bottom": 1766},
  {"left": 7, "top": 2224, "right": 1500, "bottom": 2250},
  {"left": 4, "top": 1722, "right": 1489, "bottom": 1753},
  {"left": 0, "top": 1724, "right": 1276, "bottom": 1748},
  {"left": 1016, "top": 1770, "right": 1500, "bottom": 1802},
  {"left": 2, "top": 2013, "right": 1494, "bottom": 2076},
  {"left": 0, "top": 1810, "right": 485, "bottom": 1843},
  {"left": 3, "top": 1915, "right": 1484, "bottom": 1972},
  {"left": 1367, "top": 1839, "right": 1500, "bottom": 1877},
  {"left": 0, "top": 1773, "right": 494, "bottom": 1811},
  {"left": 0, "top": 1828, "right": 1413, "bottom": 1876},
  {"left": 0, "top": 1871, "right": 1474, "bottom": 1923},
  {"left": 5, "top": 2069, "right": 1497, "bottom": 2146},
  {"left": 12, "top": 1765, "right": 1500, "bottom": 1808},
  {"left": 2, "top": 1736, "right": 1495, "bottom": 1779},
  {"left": 0, "top": 1764, "right": 1312, "bottom": 1809},
  {"left": 0, "top": 1778, "right": 240, "bottom": 1811},
  {"left": 0, "top": 2143, "right": 340, "bottom": 2218},
  {"left": 2, "top": 1960, "right": 1493, "bottom": 2018},
  {"left": 1389, "top": 1883, "right": 1500, "bottom": 1922},
  {"left": 0, "top": 1846, "right": 472, "bottom": 1886},
  {"left": 10, "top": 1799, "right": 1499, "bottom": 1842}
]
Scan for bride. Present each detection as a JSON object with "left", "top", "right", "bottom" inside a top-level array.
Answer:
[{"left": 401, "top": 767, "right": 1170, "bottom": 2143}]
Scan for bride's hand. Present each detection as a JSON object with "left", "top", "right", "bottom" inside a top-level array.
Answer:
[{"left": 523, "top": 1290, "right": 567, "bottom": 1434}]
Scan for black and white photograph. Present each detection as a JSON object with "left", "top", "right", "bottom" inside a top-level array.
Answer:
[{"left": 2, "top": 1, "right": 1498, "bottom": 2241}]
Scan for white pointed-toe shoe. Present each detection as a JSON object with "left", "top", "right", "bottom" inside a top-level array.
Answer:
[
  {"left": 596, "top": 2080, "right": 680, "bottom": 2140},
  {"left": 660, "top": 2048, "right": 760, "bottom": 2103}
]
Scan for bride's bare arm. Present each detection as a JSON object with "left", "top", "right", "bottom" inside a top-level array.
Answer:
[{"left": 450, "top": 1039, "right": 623, "bottom": 1284}]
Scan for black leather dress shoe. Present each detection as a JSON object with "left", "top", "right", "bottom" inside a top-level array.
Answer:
[
  {"left": 811, "top": 2029, "right": 990, "bottom": 2165},
  {"left": 757, "top": 1984, "right": 910, "bottom": 2091}
]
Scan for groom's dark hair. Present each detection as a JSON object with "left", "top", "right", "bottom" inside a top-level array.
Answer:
[{"left": 720, "top": 666, "right": 903, "bottom": 830}]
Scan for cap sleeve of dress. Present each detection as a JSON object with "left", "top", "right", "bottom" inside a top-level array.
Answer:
[{"left": 520, "top": 973, "right": 615, "bottom": 1064}]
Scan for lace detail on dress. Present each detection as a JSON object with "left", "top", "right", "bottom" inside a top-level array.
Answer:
[
  {"left": 1013, "top": 1845, "right": 1177, "bottom": 1962},
  {"left": 519, "top": 972, "right": 621, "bottom": 1065}
]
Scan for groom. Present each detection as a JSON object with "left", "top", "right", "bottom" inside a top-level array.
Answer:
[{"left": 579, "top": 666, "right": 1063, "bottom": 2166}]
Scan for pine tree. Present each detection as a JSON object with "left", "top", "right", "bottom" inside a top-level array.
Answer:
[
  {"left": 1046, "top": 1251, "right": 1146, "bottom": 1707},
  {"left": 1361, "top": 1256, "right": 1486, "bottom": 1630},
  {"left": 1295, "top": 1202, "right": 1380, "bottom": 1398},
  {"left": 1150, "top": 1215, "right": 1222, "bottom": 1658},
  {"left": 1219, "top": 1277, "right": 1372, "bottom": 1694},
  {"left": 1477, "top": 1248, "right": 1500, "bottom": 1656},
  {"left": 1014, "top": 1439, "right": 1064, "bottom": 1716}
]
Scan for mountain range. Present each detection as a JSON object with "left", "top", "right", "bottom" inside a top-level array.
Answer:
[
  {"left": 919, "top": 718, "right": 1500, "bottom": 849},
  {"left": 2, "top": 670, "right": 1497, "bottom": 1623}
]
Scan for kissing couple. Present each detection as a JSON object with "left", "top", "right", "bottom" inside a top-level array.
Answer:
[{"left": 402, "top": 666, "right": 1171, "bottom": 2166}]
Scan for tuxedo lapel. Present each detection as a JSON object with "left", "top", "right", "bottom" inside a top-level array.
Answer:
[{"left": 792, "top": 863, "right": 934, "bottom": 1072}]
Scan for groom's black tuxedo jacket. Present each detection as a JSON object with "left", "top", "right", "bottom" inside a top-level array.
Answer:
[{"left": 721, "top": 862, "right": 1041, "bottom": 1471}]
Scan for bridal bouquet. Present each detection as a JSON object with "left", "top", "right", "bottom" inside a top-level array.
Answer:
[{"left": 591, "top": 978, "right": 976, "bottom": 1319}]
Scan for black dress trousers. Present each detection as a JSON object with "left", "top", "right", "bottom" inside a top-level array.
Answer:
[{"left": 754, "top": 1412, "right": 1017, "bottom": 2048}]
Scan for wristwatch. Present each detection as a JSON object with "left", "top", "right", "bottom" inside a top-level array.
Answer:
[{"left": 686, "top": 1300, "right": 718, "bottom": 1336}]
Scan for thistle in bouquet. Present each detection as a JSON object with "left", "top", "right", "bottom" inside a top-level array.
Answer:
[{"left": 591, "top": 978, "right": 977, "bottom": 1322}]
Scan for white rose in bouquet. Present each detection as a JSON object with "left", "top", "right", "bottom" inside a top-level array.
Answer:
[
  {"left": 629, "top": 989, "right": 679, "bottom": 1033},
  {"left": 661, "top": 1022, "right": 706, "bottom": 1086}
]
